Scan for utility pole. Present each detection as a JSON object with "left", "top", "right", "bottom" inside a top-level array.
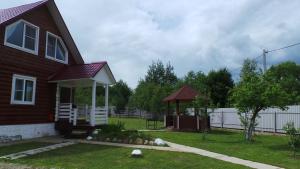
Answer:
[{"left": 263, "top": 49, "right": 268, "bottom": 73}]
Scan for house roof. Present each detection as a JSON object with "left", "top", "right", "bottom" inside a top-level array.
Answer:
[
  {"left": 0, "top": 0, "right": 84, "bottom": 64},
  {"left": 49, "top": 62, "right": 108, "bottom": 81},
  {"left": 0, "top": 0, "right": 48, "bottom": 24},
  {"left": 163, "top": 85, "right": 199, "bottom": 102}
]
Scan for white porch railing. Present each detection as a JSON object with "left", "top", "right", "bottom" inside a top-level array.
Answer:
[
  {"left": 57, "top": 103, "right": 108, "bottom": 126},
  {"left": 95, "top": 107, "right": 108, "bottom": 125},
  {"left": 58, "top": 103, "right": 78, "bottom": 125}
]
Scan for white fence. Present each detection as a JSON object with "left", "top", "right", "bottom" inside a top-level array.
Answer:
[{"left": 209, "top": 105, "right": 300, "bottom": 133}]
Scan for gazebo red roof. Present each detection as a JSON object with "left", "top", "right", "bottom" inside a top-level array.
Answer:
[{"left": 163, "top": 85, "right": 199, "bottom": 102}]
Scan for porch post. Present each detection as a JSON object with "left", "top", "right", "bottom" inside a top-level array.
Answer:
[
  {"left": 91, "top": 80, "right": 97, "bottom": 126},
  {"left": 105, "top": 84, "right": 109, "bottom": 124},
  {"left": 55, "top": 83, "right": 60, "bottom": 121}
]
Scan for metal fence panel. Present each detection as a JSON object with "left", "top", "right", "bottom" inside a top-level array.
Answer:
[{"left": 209, "top": 105, "right": 300, "bottom": 133}]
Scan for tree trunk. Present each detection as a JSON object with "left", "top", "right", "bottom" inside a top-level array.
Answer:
[{"left": 245, "top": 110, "right": 259, "bottom": 141}]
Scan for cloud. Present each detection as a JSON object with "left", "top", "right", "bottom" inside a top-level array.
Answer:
[{"left": 2, "top": 0, "right": 300, "bottom": 88}]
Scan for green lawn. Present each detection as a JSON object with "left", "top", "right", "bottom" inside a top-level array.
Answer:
[
  {"left": 109, "top": 117, "right": 164, "bottom": 130},
  {"left": 0, "top": 142, "right": 52, "bottom": 156},
  {"left": 149, "top": 130, "right": 300, "bottom": 169},
  {"left": 1, "top": 143, "right": 248, "bottom": 169}
]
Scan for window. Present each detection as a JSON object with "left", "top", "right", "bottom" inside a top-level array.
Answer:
[
  {"left": 46, "top": 32, "right": 68, "bottom": 64},
  {"left": 4, "top": 20, "right": 39, "bottom": 55},
  {"left": 11, "top": 74, "right": 36, "bottom": 105}
]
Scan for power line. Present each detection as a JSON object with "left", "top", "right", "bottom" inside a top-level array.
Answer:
[{"left": 267, "top": 42, "right": 300, "bottom": 53}]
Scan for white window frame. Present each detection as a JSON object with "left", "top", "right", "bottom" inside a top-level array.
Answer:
[
  {"left": 4, "top": 19, "right": 40, "bottom": 55},
  {"left": 45, "top": 31, "right": 68, "bottom": 64},
  {"left": 11, "top": 74, "right": 37, "bottom": 105}
]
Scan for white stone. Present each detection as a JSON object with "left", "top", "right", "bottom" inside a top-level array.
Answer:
[
  {"left": 86, "top": 136, "right": 93, "bottom": 140},
  {"left": 131, "top": 149, "right": 142, "bottom": 157},
  {"left": 93, "top": 130, "right": 99, "bottom": 135},
  {"left": 154, "top": 138, "right": 166, "bottom": 146}
]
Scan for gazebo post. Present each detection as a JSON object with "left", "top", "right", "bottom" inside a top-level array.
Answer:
[
  {"left": 176, "top": 100, "right": 180, "bottom": 115},
  {"left": 167, "top": 101, "right": 170, "bottom": 115}
]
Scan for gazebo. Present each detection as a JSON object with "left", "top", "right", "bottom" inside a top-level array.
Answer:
[
  {"left": 163, "top": 85, "right": 199, "bottom": 116},
  {"left": 163, "top": 85, "right": 210, "bottom": 131}
]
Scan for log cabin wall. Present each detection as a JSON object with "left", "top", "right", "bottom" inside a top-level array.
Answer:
[{"left": 0, "top": 5, "right": 77, "bottom": 125}]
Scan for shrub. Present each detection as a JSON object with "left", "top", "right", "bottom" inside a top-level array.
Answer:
[
  {"left": 99, "top": 122, "right": 125, "bottom": 133},
  {"left": 283, "top": 122, "right": 300, "bottom": 158}
]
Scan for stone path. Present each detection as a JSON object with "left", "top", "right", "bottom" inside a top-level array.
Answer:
[
  {"left": 165, "top": 141, "right": 284, "bottom": 169},
  {"left": 0, "top": 141, "right": 76, "bottom": 160},
  {"left": 79, "top": 140, "right": 284, "bottom": 169},
  {"left": 0, "top": 163, "right": 35, "bottom": 169}
]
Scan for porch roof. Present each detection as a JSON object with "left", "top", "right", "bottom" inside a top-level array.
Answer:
[{"left": 48, "top": 62, "right": 116, "bottom": 85}]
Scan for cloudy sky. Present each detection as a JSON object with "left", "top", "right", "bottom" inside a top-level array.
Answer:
[{"left": 2, "top": 0, "right": 300, "bottom": 88}]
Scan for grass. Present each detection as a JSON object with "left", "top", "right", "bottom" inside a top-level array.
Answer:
[
  {"left": 149, "top": 129, "right": 300, "bottom": 169},
  {"left": 0, "top": 142, "right": 52, "bottom": 156},
  {"left": 2, "top": 143, "right": 248, "bottom": 169},
  {"left": 109, "top": 117, "right": 164, "bottom": 130}
]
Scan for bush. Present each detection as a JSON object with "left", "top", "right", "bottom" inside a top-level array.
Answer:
[
  {"left": 283, "top": 122, "right": 300, "bottom": 158},
  {"left": 99, "top": 121, "right": 125, "bottom": 133}
]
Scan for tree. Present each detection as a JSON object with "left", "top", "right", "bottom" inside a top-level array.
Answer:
[
  {"left": 129, "top": 60, "right": 178, "bottom": 115},
  {"left": 145, "top": 60, "right": 178, "bottom": 86},
  {"left": 265, "top": 61, "right": 300, "bottom": 104},
  {"left": 231, "top": 59, "right": 290, "bottom": 141},
  {"left": 110, "top": 80, "right": 132, "bottom": 112},
  {"left": 178, "top": 71, "right": 207, "bottom": 93},
  {"left": 283, "top": 122, "right": 300, "bottom": 158},
  {"left": 206, "top": 68, "right": 234, "bottom": 107}
]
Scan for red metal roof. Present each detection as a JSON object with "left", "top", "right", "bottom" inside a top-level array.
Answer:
[
  {"left": 0, "top": 0, "right": 48, "bottom": 24},
  {"left": 49, "top": 62, "right": 107, "bottom": 81},
  {"left": 163, "top": 85, "right": 199, "bottom": 102}
]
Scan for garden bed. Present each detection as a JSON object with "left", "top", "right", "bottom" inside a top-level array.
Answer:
[{"left": 90, "top": 123, "right": 167, "bottom": 146}]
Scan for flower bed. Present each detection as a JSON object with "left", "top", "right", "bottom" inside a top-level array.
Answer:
[{"left": 90, "top": 123, "right": 166, "bottom": 146}]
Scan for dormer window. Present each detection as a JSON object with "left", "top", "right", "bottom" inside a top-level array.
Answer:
[
  {"left": 4, "top": 20, "right": 39, "bottom": 55},
  {"left": 46, "top": 32, "right": 68, "bottom": 64}
]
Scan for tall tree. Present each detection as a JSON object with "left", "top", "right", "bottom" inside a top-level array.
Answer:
[
  {"left": 110, "top": 80, "right": 132, "bottom": 112},
  {"left": 231, "top": 59, "right": 291, "bottom": 141},
  {"left": 145, "top": 60, "right": 178, "bottom": 86},
  {"left": 129, "top": 60, "right": 178, "bottom": 114},
  {"left": 206, "top": 68, "right": 234, "bottom": 107},
  {"left": 265, "top": 61, "right": 300, "bottom": 104}
]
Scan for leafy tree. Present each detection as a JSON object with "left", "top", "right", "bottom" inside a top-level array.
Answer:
[
  {"left": 177, "top": 71, "right": 207, "bottom": 93},
  {"left": 206, "top": 68, "right": 234, "bottom": 107},
  {"left": 129, "top": 60, "right": 178, "bottom": 116},
  {"left": 231, "top": 59, "right": 291, "bottom": 141},
  {"left": 265, "top": 61, "right": 300, "bottom": 104},
  {"left": 145, "top": 60, "right": 178, "bottom": 86},
  {"left": 283, "top": 122, "right": 300, "bottom": 158},
  {"left": 110, "top": 80, "right": 132, "bottom": 112}
]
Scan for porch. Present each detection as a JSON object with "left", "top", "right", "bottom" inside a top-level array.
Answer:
[{"left": 48, "top": 62, "right": 116, "bottom": 134}]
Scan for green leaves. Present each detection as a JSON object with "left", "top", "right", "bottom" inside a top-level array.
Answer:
[{"left": 231, "top": 59, "right": 292, "bottom": 141}]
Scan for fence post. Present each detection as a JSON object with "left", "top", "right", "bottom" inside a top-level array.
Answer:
[
  {"left": 221, "top": 111, "right": 224, "bottom": 128},
  {"left": 274, "top": 112, "right": 277, "bottom": 133}
]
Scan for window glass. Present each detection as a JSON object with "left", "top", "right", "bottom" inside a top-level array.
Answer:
[
  {"left": 47, "top": 35, "right": 56, "bottom": 58},
  {"left": 11, "top": 75, "right": 36, "bottom": 105},
  {"left": 56, "top": 40, "right": 65, "bottom": 61},
  {"left": 24, "top": 25, "right": 37, "bottom": 50},
  {"left": 46, "top": 33, "right": 67, "bottom": 63},
  {"left": 24, "top": 80, "right": 34, "bottom": 102},
  {"left": 14, "top": 79, "right": 24, "bottom": 101},
  {"left": 6, "top": 22, "right": 24, "bottom": 47}
]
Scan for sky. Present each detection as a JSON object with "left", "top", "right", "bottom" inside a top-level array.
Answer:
[{"left": 1, "top": 0, "right": 300, "bottom": 88}]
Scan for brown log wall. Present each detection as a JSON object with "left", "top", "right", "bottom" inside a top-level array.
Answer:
[
  {"left": 0, "top": 5, "right": 77, "bottom": 125},
  {"left": 166, "top": 115, "right": 210, "bottom": 131}
]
